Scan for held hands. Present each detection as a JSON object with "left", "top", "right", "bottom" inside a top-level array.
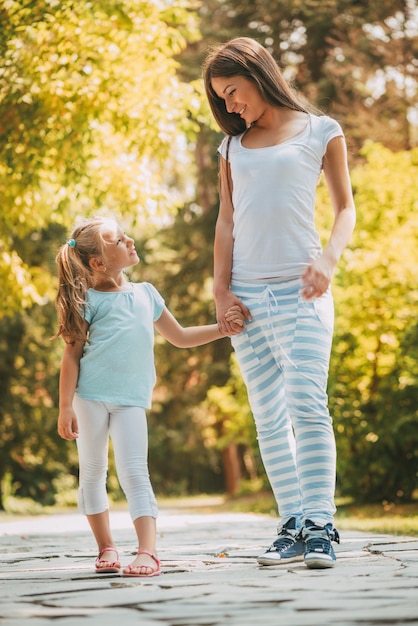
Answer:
[
  {"left": 301, "top": 255, "right": 335, "bottom": 300},
  {"left": 57, "top": 407, "right": 79, "bottom": 440},
  {"left": 215, "top": 291, "right": 251, "bottom": 335},
  {"left": 223, "top": 305, "right": 246, "bottom": 335}
]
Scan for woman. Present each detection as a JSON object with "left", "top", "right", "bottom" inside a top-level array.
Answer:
[{"left": 203, "top": 37, "right": 356, "bottom": 569}]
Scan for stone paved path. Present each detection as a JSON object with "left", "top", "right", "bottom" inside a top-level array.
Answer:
[{"left": 1, "top": 507, "right": 418, "bottom": 625}]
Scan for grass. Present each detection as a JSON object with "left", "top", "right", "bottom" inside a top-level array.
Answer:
[
  {"left": 159, "top": 491, "right": 418, "bottom": 537},
  {"left": 334, "top": 500, "right": 418, "bottom": 536},
  {"left": 1, "top": 492, "right": 417, "bottom": 537}
]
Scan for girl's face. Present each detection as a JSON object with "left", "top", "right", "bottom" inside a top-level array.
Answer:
[
  {"left": 101, "top": 223, "right": 139, "bottom": 271},
  {"left": 211, "top": 75, "right": 266, "bottom": 128}
]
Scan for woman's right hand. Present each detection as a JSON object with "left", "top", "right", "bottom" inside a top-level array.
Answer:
[
  {"left": 58, "top": 407, "right": 79, "bottom": 440},
  {"left": 215, "top": 290, "right": 251, "bottom": 334}
]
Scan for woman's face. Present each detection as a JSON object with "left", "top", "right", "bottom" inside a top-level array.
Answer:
[{"left": 211, "top": 75, "right": 266, "bottom": 128}]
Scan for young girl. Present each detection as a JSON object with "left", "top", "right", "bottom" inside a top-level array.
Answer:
[{"left": 54, "top": 215, "right": 243, "bottom": 577}]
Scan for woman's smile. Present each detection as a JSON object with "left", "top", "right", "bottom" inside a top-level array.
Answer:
[{"left": 211, "top": 75, "right": 265, "bottom": 126}]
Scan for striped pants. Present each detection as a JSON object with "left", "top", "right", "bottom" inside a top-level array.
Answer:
[{"left": 231, "top": 278, "right": 336, "bottom": 528}]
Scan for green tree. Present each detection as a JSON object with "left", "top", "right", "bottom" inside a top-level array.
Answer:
[
  {"left": 2, "top": 0, "right": 417, "bottom": 508},
  {"left": 0, "top": 0, "right": 200, "bottom": 316},
  {"left": 326, "top": 143, "right": 418, "bottom": 502},
  {"left": 180, "top": 0, "right": 418, "bottom": 152},
  {"left": 0, "top": 224, "right": 76, "bottom": 510},
  {"left": 198, "top": 354, "right": 264, "bottom": 496},
  {"left": 135, "top": 204, "right": 234, "bottom": 495},
  {"left": 0, "top": 0, "right": 201, "bottom": 509}
]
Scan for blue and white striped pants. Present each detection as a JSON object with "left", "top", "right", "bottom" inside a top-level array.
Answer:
[{"left": 231, "top": 278, "right": 336, "bottom": 528}]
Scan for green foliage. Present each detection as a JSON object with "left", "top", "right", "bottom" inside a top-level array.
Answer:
[
  {"left": 0, "top": 291, "right": 78, "bottom": 510},
  {"left": 198, "top": 354, "right": 269, "bottom": 493},
  {"left": 0, "top": 0, "right": 200, "bottom": 315},
  {"left": 135, "top": 204, "right": 234, "bottom": 495},
  {"left": 202, "top": 355, "right": 255, "bottom": 451},
  {"left": 1, "top": 0, "right": 417, "bottom": 511},
  {"left": 0, "top": 0, "right": 201, "bottom": 508},
  {"left": 324, "top": 143, "right": 418, "bottom": 502}
]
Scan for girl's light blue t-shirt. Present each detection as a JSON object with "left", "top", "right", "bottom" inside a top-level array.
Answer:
[{"left": 75, "top": 282, "right": 165, "bottom": 408}]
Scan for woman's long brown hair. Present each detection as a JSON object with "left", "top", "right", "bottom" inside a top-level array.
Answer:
[{"left": 203, "top": 37, "right": 315, "bottom": 136}]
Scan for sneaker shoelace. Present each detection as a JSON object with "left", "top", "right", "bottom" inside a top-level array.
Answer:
[
  {"left": 304, "top": 526, "right": 340, "bottom": 553},
  {"left": 269, "top": 530, "right": 297, "bottom": 552},
  {"left": 305, "top": 535, "right": 333, "bottom": 554}
]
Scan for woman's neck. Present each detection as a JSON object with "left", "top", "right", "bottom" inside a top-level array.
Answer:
[{"left": 243, "top": 108, "right": 309, "bottom": 149}]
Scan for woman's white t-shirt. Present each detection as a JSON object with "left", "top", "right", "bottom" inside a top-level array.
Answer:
[{"left": 218, "top": 114, "right": 343, "bottom": 281}]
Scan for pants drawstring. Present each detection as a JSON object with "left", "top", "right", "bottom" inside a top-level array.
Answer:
[{"left": 258, "top": 286, "right": 297, "bottom": 369}]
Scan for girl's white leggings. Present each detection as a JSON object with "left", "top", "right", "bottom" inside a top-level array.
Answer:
[{"left": 72, "top": 397, "right": 158, "bottom": 520}]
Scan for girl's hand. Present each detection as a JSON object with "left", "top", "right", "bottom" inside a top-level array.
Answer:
[
  {"left": 301, "top": 255, "right": 335, "bottom": 300},
  {"left": 215, "top": 291, "right": 251, "bottom": 334},
  {"left": 58, "top": 408, "right": 79, "bottom": 440},
  {"left": 225, "top": 304, "right": 245, "bottom": 328}
]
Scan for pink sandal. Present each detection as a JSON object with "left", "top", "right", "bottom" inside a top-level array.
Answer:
[
  {"left": 95, "top": 547, "right": 121, "bottom": 574},
  {"left": 122, "top": 550, "right": 161, "bottom": 578}
]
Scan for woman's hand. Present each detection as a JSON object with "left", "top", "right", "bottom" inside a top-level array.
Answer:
[
  {"left": 301, "top": 255, "right": 335, "bottom": 300},
  {"left": 58, "top": 407, "right": 79, "bottom": 440},
  {"left": 215, "top": 291, "right": 251, "bottom": 334}
]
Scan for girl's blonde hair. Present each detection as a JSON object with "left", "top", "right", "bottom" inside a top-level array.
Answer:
[
  {"left": 54, "top": 216, "right": 117, "bottom": 343},
  {"left": 203, "top": 37, "right": 316, "bottom": 136}
]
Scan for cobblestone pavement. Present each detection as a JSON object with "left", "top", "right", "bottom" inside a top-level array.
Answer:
[{"left": 1, "top": 507, "right": 418, "bottom": 626}]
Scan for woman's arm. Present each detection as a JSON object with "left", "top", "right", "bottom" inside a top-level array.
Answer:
[
  {"left": 57, "top": 334, "right": 86, "bottom": 440},
  {"left": 214, "top": 156, "right": 251, "bottom": 331},
  {"left": 301, "top": 135, "right": 356, "bottom": 300},
  {"left": 154, "top": 306, "right": 243, "bottom": 349}
]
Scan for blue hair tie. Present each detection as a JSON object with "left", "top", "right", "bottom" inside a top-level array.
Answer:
[{"left": 67, "top": 238, "right": 76, "bottom": 248}]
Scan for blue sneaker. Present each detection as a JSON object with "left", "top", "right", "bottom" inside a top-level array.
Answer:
[
  {"left": 257, "top": 517, "right": 304, "bottom": 566},
  {"left": 302, "top": 520, "right": 340, "bottom": 569}
]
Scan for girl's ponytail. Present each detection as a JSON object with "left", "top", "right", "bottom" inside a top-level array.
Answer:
[
  {"left": 54, "top": 239, "right": 92, "bottom": 342},
  {"left": 53, "top": 217, "right": 113, "bottom": 343}
]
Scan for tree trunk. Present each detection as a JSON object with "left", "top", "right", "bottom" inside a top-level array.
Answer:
[
  {"left": 221, "top": 443, "right": 241, "bottom": 495},
  {"left": 0, "top": 473, "right": 5, "bottom": 511}
]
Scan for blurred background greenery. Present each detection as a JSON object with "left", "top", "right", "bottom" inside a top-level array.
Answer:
[{"left": 0, "top": 0, "right": 417, "bottom": 532}]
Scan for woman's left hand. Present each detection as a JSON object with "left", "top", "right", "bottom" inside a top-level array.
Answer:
[{"left": 301, "top": 256, "right": 334, "bottom": 300}]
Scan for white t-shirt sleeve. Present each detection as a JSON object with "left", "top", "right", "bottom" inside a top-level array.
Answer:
[
  {"left": 321, "top": 116, "right": 344, "bottom": 152},
  {"left": 217, "top": 135, "right": 229, "bottom": 159}
]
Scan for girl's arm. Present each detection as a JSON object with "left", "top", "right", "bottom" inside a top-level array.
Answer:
[
  {"left": 57, "top": 334, "right": 86, "bottom": 440},
  {"left": 154, "top": 306, "right": 243, "bottom": 349},
  {"left": 214, "top": 156, "right": 251, "bottom": 332},
  {"left": 301, "top": 135, "right": 356, "bottom": 300}
]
